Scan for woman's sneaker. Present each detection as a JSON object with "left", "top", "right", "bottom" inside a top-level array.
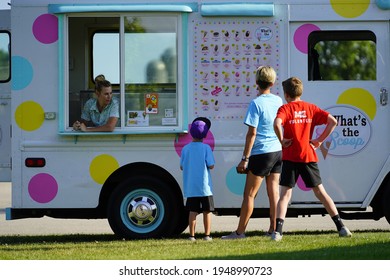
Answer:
[
  {"left": 188, "top": 236, "right": 196, "bottom": 242},
  {"left": 221, "top": 231, "right": 246, "bottom": 239},
  {"left": 339, "top": 226, "right": 352, "bottom": 237},
  {"left": 271, "top": 231, "right": 283, "bottom": 241},
  {"left": 203, "top": 236, "right": 213, "bottom": 241}
]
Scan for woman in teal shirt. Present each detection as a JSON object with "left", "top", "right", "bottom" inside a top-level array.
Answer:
[
  {"left": 222, "top": 66, "right": 282, "bottom": 239},
  {"left": 73, "top": 75, "right": 119, "bottom": 132}
]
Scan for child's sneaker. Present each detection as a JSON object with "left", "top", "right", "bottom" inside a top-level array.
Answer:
[
  {"left": 339, "top": 226, "right": 352, "bottom": 237},
  {"left": 271, "top": 231, "right": 282, "bottom": 241},
  {"left": 188, "top": 236, "right": 196, "bottom": 242},
  {"left": 203, "top": 235, "right": 213, "bottom": 241},
  {"left": 221, "top": 231, "right": 246, "bottom": 239}
]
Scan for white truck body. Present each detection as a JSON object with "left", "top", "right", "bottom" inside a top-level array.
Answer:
[{"left": 0, "top": 0, "right": 389, "bottom": 238}]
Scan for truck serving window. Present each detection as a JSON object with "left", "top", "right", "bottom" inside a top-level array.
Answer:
[
  {"left": 67, "top": 14, "right": 182, "bottom": 134},
  {"left": 92, "top": 32, "right": 120, "bottom": 84},
  {"left": 0, "top": 32, "right": 10, "bottom": 82},
  {"left": 308, "top": 31, "right": 376, "bottom": 81}
]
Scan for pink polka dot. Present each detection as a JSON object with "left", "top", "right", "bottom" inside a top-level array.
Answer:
[
  {"left": 32, "top": 14, "right": 58, "bottom": 44},
  {"left": 28, "top": 173, "right": 58, "bottom": 203},
  {"left": 293, "top": 24, "right": 321, "bottom": 54},
  {"left": 174, "top": 124, "right": 215, "bottom": 157}
]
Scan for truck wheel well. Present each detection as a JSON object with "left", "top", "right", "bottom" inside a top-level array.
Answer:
[
  {"left": 370, "top": 172, "right": 390, "bottom": 219},
  {"left": 97, "top": 162, "right": 184, "bottom": 217}
]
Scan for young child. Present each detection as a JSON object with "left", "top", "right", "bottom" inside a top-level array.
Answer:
[
  {"left": 180, "top": 117, "right": 215, "bottom": 241},
  {"left": 272, "top": 77, "right": 352, "bottom": 241}
]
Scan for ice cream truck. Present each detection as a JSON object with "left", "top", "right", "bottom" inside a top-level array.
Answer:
[{"left": 0, "top": 0, "right": 389, "bottom": 239}]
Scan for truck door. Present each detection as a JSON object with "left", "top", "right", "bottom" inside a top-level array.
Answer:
[
  {"left": 0, "top": 10, "right": 11, "bottom": 182},
  {"left": 289, "top": 19, "right": 389, "bottom": 207}
]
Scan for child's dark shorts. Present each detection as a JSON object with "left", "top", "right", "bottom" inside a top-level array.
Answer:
[
  {"left": 280, "top": 160, "right": 322, "bottom": 188},
  {"left": 186, "top": 196, "right": 215, "bottom": 213},
  {"left": 248, "top": 151, "right": 282, "bottom": 176}
]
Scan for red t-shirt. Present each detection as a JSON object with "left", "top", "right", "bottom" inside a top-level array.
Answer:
[{"left": 276, "top": 100, "right": 329, "bottom": 163}]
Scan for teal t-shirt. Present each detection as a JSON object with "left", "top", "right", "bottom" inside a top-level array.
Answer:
[
  {"left": 180, "top": 142, "right": 215, "bottom": 198},
  {"left": 244, "top": 93, "right": 282, "bottom": 155},
  {"left": 81, "top": 97, "right": 119, "bottom": 126}
]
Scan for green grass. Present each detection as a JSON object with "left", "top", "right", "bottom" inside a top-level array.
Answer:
[{"left": 1, "top": 230, "right": 389, "bottom": 260}]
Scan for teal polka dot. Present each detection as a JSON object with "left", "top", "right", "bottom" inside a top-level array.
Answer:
[
  {"left": 12, "top": 56, "right": 33, "bottom": 90},
  {"left": 225, "top": 166, "right": 246, "bottom": 195}
]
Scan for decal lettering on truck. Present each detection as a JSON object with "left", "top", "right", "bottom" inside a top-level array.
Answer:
[{"left": 324, "top": 106, "right": 371, "bottom": 157}]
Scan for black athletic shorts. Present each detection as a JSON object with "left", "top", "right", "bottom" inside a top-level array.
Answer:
[
  {"left": 280, "top": 160, "right": 322, "bottom": 188},
  {"left": 248, "top": 151, "right": 282, "bottom": 176},
  {"left": 186, "top": 196, "right": 215, "bottom": 213}
]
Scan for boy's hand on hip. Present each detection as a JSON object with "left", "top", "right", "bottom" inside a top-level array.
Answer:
[
  {"left": 310, "top": 139, "right": 321, "bottom": 149},
  {"left": 281, "top": 138, "right": 293, "bottom": 148}
]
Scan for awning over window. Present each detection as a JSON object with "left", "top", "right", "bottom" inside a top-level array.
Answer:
[
  {"left": 200, "top": 3, "right": 274, "bottom": 17},
  {"left": 48, "top": 3, "right": 197, "bottom": 14}
]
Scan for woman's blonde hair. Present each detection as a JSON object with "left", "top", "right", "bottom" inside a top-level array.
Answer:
[{"left": 255, "top": 66, "right": 276, "bottom": 90}]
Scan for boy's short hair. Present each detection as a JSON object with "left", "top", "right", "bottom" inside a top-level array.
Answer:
[
  {"left": 256, "top": 66, "right": 276, "bottom": 90},
  {"left": 282, "top": 77, "right": 303, "bottom": 98},
  {"left": 190, "top": 117, "right": 211, "bottom": 139}
]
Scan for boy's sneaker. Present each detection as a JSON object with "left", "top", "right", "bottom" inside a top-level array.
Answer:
[
  {"left": 221, "top": 231, "right": 246, "bottom": 239},
  {"left": 188, "top": 236, "right": 196, "bottom": 242},
  {"left": 271, "top": 231, "right": 282, "bottom": 241},
  {"left": 339, "top": 227, "right": 352, "bottom": 237},
  {"left": 203, "top": 236, "right": 213, "bottom": 241}
]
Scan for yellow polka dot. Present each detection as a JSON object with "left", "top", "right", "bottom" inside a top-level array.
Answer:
[
  {"left": 336, "top": 88, "right": 376, "bottom": 120},
  {"left": 89, "top": 154, "right": 119, "bottom": 184},
  {"left": 330, "top": 0, "right": 370, "bottom": 18},
  {"left": 14, "top": 101, "right": 44, "bottom": 131}
]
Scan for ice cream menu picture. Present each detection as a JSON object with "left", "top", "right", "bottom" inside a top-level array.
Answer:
[{"left": 193, "top": 19, "right": 280, "bottom": 121}]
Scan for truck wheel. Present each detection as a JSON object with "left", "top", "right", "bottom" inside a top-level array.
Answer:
[
  {"left": 383, "top": 186, "right": 390, "bottom": 224},
  {"left": 107, "top": 177, "right": 179, "bottom": 239},
  {"left": 172, "top": 209, "right": 189, "bottom": 235}
]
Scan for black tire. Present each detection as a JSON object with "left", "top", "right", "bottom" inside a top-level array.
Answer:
[
  {"left": 172, "top": 208, "right": 189, "bottom": 236},
  {"left": 383, "top": 186, "right": 390, "bottom": 224},
  {"left": 107, "top": 177, "right": 179, "bottom": 239}
]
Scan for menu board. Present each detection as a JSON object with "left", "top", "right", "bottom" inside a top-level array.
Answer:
[{"left": 193, "top": 19, "right": 280, "bottom": 120}]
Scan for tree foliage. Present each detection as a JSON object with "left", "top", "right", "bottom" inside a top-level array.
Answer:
[
  {"left": 314, "top": 40, "right": 376, "bottom": 81},
  {"left": 0, "top": 48, "right": 10, "bottom": 81}
]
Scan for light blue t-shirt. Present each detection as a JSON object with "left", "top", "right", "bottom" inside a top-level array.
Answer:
[
  {"left": 180, "top": 142, "right": 215, "bottom": 198},
  {"left": 244, "top": 93, "right": 283, "bottom": 155},
  {"left": 81, "top": 97, "right": 120, "bottom": 127}
]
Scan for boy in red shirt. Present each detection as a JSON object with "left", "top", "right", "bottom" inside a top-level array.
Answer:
[{"left": 272, "top": 77, "right": 352, "bottom": 241}]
